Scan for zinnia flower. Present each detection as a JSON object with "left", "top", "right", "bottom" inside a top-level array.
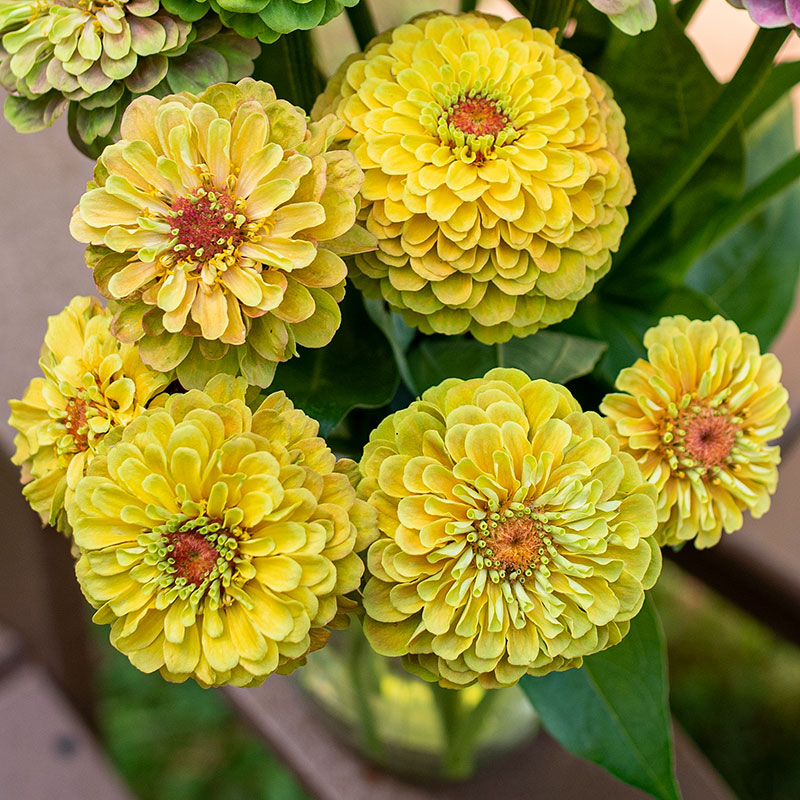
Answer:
[
  {"left": 161, "top": 0, "right": 358, "bottom": 43},
  {"left": 358, "top": 368, "right": 660, "bottom": 689},
  {"left": 314, "top": 13, "right": 634, "bottom": 344},
  {"left": 8, "top": 296, "right": 171, "bottom": 533},
  {"left": 600, "top": 316, "right": 790, "bottom": 549},
  {"left": 0, "top": 2, "right": 259, "bottom": 150},
  {"left": 70, "top": 79, "right": 373, "bottom": 389},
  {"left": 727, "top": 0, "right": 800, "bottom": 28},
  {"left": 70, "top": 375, "right": 377, "bottom": 686}
]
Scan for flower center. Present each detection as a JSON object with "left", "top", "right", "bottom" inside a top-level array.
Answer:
[
  {"left": 139, "top": 515, "right": 251, "bottom": 605},
  {"left": 659, "top": 396, "right": 741, "bottom": 477},
  {"left": 169, "top": 188, "right": 246, "bottom": 266},
  {"left": 684, "top": 409, "right": 738, "bottom": 467},
  {"left": 167, "top": 530, "right": 220, "bottom": 587},
  {"left": 469, "top": 505, "right": 554, "bottom": 583},
  {"left": 64, "top": 396, "right": 89, "bottom": 452},
  {"left": 445, "top": 95, "right": 510, "bottom": 138}
]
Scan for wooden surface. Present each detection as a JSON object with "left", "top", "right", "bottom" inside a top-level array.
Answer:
[
  {"left": 0, "top": 626, "right": 133, "bottom": 800},
  {"left": 226, "top": 676, "right": 736, "bottom": 800}
]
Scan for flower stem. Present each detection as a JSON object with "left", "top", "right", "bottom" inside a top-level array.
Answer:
[
  {"left": 616, "top": 27, "right": 788, "bottom": 265},
  {"left": 511, "top": 0, "right": 576, "bottom": 35},
  {"left": 252, "top": 30, "right": 323, "bottom": 112},
  {"left": 432, "top": 685, "right": 504, "bottom": 779},
  {"left": 346, "top": 1, "right": 378, "bottom": 50},
  {"left": 676, "top": 0, "right": 703, "bottom": 26},
  {"left": 347, "top": 623, "right": 384, "bottom": 762}
]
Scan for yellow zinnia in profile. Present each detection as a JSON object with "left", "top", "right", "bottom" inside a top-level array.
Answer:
[
  {"left": 315, "top": 13, "right": 634, "bottom": 343},
  {"left": 601, "top": 316, "right": 790, "bottom": 549},
  {"left": 70, "top": 376, "right": 377, "bottom": 687},
  {"left": 70, "top": 79, "right": 373, "bottom": 389},
  {"left": 8, "top": 296, "right": 170, "bottom": 533},
  {"left": 358, "top": 368, "right": 660, "bottom": 689}
]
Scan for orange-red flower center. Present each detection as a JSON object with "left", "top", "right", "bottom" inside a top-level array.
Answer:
[
  {"left": 64, "top": 396, "right": 89, "bottom": 451},
  {"left": 445, "top": 95, "right": 509, "bottom": 138},
  {"left": 170, "top": 190, "right": 244, "bottom": 263},
  {"left": 485, "top": 515, "right": 544, "bottom": 574},
  {"left": 683, "top": 408, "right": 738, "bottom": 468},
  {"left": 168, "top": 531, "right": 219, "bottom": 586}
]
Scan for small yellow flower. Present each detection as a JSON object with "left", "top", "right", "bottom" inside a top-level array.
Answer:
[
  {"left": 358, "top": 368, "right": 660, "bottom": 689},
  {"left": 601, "top": 316, "right": 790, "bottom": 548},
  {"left": 315, "top": 13, "right": 634, "bottom": 343},
  {"left": 70, "top": 79, "right": 374, "bottom": 388},
  {"left": 70, "top": 375, "right": 377, "bottom": 687},
  {"left": 8, "top": 296, "right": 171, "bottom": 533}
]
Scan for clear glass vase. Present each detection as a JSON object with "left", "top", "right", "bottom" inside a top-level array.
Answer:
[{"left": 294, "top": 624, "right": 539, "bottom": 781}]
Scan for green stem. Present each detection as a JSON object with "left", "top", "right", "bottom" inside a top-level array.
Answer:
[
  {"left": 252, "top": 30, "right": 323, "bottom": 112},
  {"left": 432, "top": 686, "right": 466, "bottom": 777},
  {"left": 616, "top": 27, "right": 788, "bottom": 265},
  {"left": 346, "top": 1, "right": 378, "bottom": 50},
  {"left": 676, "top": 0, "right": 703, "bottom": 26},
  {"left": 511, "top": 0, "right": 576, "bottom": 34},
  {"left": 444, "top": 690, "right": 503, "bottom": 778},
  {"left": 495, "top": 341, "right": 506, "bottom": 368},
  {"left": 743, "top": 60, "right": 800, "bottom": 127},
  {"left": 347, "top": 623, "right": 384, "bottom": 762}
]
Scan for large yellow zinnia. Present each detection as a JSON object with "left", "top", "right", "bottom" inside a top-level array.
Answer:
[
  {"left": 70, "top": 375, "right": 377, "bottom": 686},
  {"left": 601, "top": 316, "right": 790, "bottom": 548},
  {"left": 70, "top": 79, "right": 373, "bottom": 389},
  {"left": 315, "top": 13, "right": 634, "bottom": 343},
  {"left": 358, "top": 368, "right": 660, "bottom": 689}
]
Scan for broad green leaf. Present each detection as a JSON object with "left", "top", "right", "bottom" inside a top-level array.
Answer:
[
  {"left": 269, "top": 291, "right": 398, "bottom": 435},
  {"left": 599, "top": 0, "right": 743, "bottom": 219},
  {"left": 521, "top": 598, "right": 680, "bottom": 800},
  {"left": 685, "top": 97, "right": 800, "bottom": 347},
  {"left": 363, "top": 298, "right": 418, "bottom": 394},
  {"left": 407, "top": 331, "right": 606, "bottom": 393},
  {"left": 560, "top": 287, "right": 721, "bottom": 386}
]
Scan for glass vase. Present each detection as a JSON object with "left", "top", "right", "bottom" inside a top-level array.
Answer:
[{"left": 294, "top": 623, "right": 539, "bottom": 781}]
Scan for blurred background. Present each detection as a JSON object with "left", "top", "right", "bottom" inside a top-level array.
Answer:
[{"left": 1, "top": 1, "right": 798, "bottom": 798}]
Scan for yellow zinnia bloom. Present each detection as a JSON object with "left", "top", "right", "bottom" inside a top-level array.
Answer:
[
  {"left": 601, "top": 316, "right": 790, "bottom": 548},
  {"left": 69, "top": 376, "right": 377, "bottom": 687},
  {"left": 358, "top": 368, "right": 660, "bottom": 689},
  {"left": 70, "top": 79, "right": 373, "bottom": 389},
  {"left": 8, "top": 296, "right": 171, "bottom": 533},
  {"left": 315, "top": 13, "right": 634, "bottom": 343}
]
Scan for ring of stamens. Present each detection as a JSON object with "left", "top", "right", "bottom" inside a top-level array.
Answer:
[
  {"left": 468, "top": 503, "right": 558, "bottom": 584},
  {"left": 429, "top": 91, "right": 518, "bottom": 163},
  {"left": 168, "top": 188, "right": 248, "bottom": 269},
  {"left": 659, "top": 392, "right": 743, "bottom": 480},
  {"left": 138, "top": 515, "right": 253, "bottom": 607}
]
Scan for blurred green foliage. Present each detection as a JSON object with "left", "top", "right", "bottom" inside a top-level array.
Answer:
[
  {"left": 654, "top": 562, "right": 800, "bottom": 800},
  {"left": 94, "top": 634, "right": 309, "bottom": 800}
]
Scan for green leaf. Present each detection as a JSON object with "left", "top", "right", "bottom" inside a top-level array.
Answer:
[
  {"left": 560, "top": 287, "right": 720, "bottom": 385},
  {"left": 521, "top": 598, "right": 680, "bottom": 800},
  {"left": 685, "top": 97, "right": 800, "bottom": 347},
  {"left": 599, "top": 0, "right": 740, "bottom": 202},
  {"left": 407, "top": 331, "right": 606, "bottom": 393},
  {"left": 363, "top": 298, "right": 418, "bottom": 394},
  {"left": 269, "top": 291, "right": 399, "bottom": 436}
]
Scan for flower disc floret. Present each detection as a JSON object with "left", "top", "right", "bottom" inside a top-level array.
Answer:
[
  {"left": 315, "top": 13, "right": 634, "bottom": 343},
  {"left": 0, "top": 1, "right": 259, "bottom": 147},
  {"left": 69, "top": 375, "right": 377, "bottom": 687},
  {"left": 8, "top": 296, "right": 171, "bottom": 533},
  {"left": 601, "top": 316, "right": 790, "bottom": 549},
  {"left": 70, "top": 79, "right": 373, "bottom": 389},
  {"left": 358, "top": 368, "right": 660, "bottom": 689}
]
